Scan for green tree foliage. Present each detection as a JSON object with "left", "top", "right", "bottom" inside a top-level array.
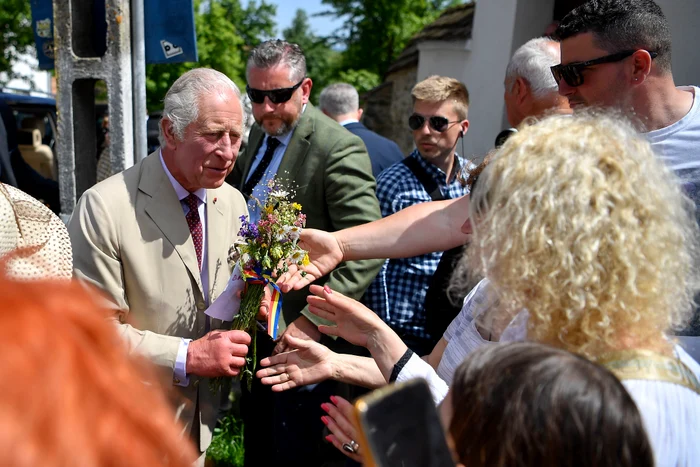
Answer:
[
  {"left": 282, "top": 9, "right": 340, "bottom": 103},
  {"left": 320, "top": 0, "right": 459, "bottom": 77},
  {"left": 0, "top": 0, "right": 35, "bottom": 83},
  {"left": 337, "top": 68, "right": 380, "bottom": 95},
  {"left": 145, "top": 0, "right": 276, "bottom": 110}
]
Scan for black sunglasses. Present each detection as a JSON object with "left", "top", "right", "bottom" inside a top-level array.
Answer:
[
  {"left": 246, "top": 78, "right": 305, "bottom": 104},
  {"left": 550, "top": 50, "right": 657, "bottom": 87},
  {"left": 408, "top": 113, "right": 460, "bottom": 133}
]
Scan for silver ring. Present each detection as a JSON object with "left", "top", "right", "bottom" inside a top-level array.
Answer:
[
  {"left": 342, "top": 443, "right": 356, "bottom": 454},
  {"left": 342, "top": 440, "right": 359, "bottom": 454}
]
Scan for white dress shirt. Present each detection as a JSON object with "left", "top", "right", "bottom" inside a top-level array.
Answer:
[{"left": 160, "top": 151, "right": 208, "bottom": 386}]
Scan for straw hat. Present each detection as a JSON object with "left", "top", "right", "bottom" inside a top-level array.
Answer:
[{"left": 0, "top": 183, "right": 73, "bottom": 280}]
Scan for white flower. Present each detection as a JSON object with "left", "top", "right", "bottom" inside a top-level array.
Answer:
[
  {"left": 269, "top": 189, "right": 289, "bottom": 199},
  {"left": 290, "top": 249, "right": 306, "bottom": 263},
  {"left": 284, "top": 225, "right": 302, "bottom": 241}
]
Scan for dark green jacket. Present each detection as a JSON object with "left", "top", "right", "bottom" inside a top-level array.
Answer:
[{"left": 228, "top": 103, "right": 384, "bottom": 331}]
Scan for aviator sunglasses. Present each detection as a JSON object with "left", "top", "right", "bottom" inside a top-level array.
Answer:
[
  {"left": 246, "top": 78, "right": 305, "bottom": 104},
  {"left": 408, "top": 113, "right": 460, "bottom": 133},
  {"left": 550, "top": 49, "right": 657, "bottom": 87}
]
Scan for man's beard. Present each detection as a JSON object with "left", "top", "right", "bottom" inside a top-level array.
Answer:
[
  {"left": 257, "top": 107, "right": 302, "bottom": 136},
  {"left": 266, "top": 114, "right": 300, "bottom": 136}
]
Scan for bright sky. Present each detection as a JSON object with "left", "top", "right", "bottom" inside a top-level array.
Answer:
[{"left": 270, "top": 0, "right": 344, "bottom": 38}]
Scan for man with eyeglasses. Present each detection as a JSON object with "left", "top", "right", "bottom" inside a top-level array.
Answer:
[
  {"left": 227, "top": 39, "right": 383, "bottom": 465},
  {"left": 359, "top": 76, "right": 472, "bottom": 356},
  {"left": 554, "top": 0, "right": 700, "bottom": 335}
]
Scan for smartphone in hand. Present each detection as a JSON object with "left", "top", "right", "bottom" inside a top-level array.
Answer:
[{"left": 354, "top": 379, "right": 455, "bottom": 467}]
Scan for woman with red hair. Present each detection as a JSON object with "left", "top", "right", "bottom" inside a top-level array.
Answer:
[{"left": 0, "top": 274, "right": 197, "bottom": 466}]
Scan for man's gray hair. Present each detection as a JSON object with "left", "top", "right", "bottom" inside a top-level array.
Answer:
[
  {"left": 505, "top": 37, "right": 560, "bottom": 98},
  {"left": 246, "top": 39, "right": 307, "bottom": 82},
  {"left": 318, "top": 83, "right": 359, "bottom": 117},
  {"left": 158, "top": 68, "right": 242, "bottom": 146}
]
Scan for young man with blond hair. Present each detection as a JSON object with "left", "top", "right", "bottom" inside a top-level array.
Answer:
[{"left": 362, "top": 75, "right": 473, "bottom": 355}]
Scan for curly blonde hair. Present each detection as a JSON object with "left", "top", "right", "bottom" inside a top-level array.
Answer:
[{"left": 458, "top": 111, "right": 700, "bottom": 358}]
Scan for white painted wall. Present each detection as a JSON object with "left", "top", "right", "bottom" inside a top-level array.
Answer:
[
  {"left": 416, "top": 0, "right": 555, "bottom": 162},
  {"left": 656, "top": 0, "right": 700, "bottom": 86},
  {"left": 417, "top": 40, "right": 471, "bottom": 83}
]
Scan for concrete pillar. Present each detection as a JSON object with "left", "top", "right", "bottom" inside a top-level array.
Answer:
[{"left": 54, "top": 0, "right": 134, "bottom": 218}]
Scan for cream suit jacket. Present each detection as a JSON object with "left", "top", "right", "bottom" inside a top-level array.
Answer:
[{"left": 68, "top": 151, "right": 248, "bottom": 451}]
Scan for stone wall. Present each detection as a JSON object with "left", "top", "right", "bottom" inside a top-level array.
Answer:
[{"left": 361, "top": 65, "right": 418, "bottom": 156}]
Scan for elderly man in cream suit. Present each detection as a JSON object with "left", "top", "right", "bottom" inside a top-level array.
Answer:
[{"left": 68, "top": 68, "right": 252, "bottom": 461}]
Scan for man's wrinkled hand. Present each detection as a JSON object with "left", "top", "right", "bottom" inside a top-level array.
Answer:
[{"left": 185, "top": 329, "right": 251, "bottom": 378}]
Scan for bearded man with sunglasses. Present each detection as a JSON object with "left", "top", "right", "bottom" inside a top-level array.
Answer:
[
  {"left": 227, "top": 39, "right": 383, "bottom": 465},
  {"left": 554, "top": 0, "right": 700, "bottom": 335},
  {"left": 360, "top": 75, "right": 472, "bottom": 356}
]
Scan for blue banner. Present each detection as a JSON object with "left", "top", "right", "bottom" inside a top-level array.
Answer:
[
  {"left": 144, "top": 0, "right": 198, "bottom": 64},
  {"left": 28, "top": 0, "right": 197, "bottom": 69},
  {"left": 29, "top": 0, "right": 54, "bottom": 70}
]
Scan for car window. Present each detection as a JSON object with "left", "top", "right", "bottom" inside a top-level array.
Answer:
[{"left": 13, "top": 109, "right": 56, "bottom": 150}]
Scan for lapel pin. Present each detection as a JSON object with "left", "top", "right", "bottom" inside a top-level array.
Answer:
[{"left": 213, "top": 197, "right": 218, "bottom": 204}]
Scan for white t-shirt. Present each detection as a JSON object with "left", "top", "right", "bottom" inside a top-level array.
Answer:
[{"left": 647, "top": 85, "right": 700, "bottom": 219}]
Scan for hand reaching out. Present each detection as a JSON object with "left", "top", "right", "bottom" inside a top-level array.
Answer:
[
  {"left": 256, "top": 335, "right": 335, "bottom": 392},
  {"left": 307, "top": 284, "right": 389, "bottom": 348},
  {"left": 276, "top": 229, "right": 344, "bottom": 292}
]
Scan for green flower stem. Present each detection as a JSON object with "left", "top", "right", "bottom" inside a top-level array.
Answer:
[{"left": 209, "top": 282, "right": 267, "bottom": 393}]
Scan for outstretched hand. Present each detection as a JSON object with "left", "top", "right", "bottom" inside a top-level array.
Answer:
[
  {"left": 256, "top": 335, "right": 335, "bottom": 392},
  {"left": 276, "top": 229, "right": 344, "bottom": 292},
  {"left": 307, "top": 284, "right": 389, "bottom": 349}
]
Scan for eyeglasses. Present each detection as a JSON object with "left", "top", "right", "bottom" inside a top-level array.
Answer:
[
  {"left": 408, "top": 113, "right": 460, "bottom": 133},
  {"left": 550, "top": 50, "right": 657, "bottom": 87},
  {"left": 246, "top": 78, "right": 305, "bottom": 104}
]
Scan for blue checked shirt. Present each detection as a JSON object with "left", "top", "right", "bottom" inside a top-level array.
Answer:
[{"left": 362, "top": 149, "right": 473, "bottom": 343}]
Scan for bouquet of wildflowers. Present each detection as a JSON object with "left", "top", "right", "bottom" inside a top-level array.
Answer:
[{"left": 219, "top": 180, "right": 308, "bottom": 391}]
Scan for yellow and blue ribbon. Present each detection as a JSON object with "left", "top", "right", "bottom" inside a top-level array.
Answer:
[{"left": 243, "top": 267, "right": 283, "bottom": 340}]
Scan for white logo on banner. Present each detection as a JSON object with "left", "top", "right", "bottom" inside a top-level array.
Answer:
[
  {"left": 36, "top": 18, "right": 52, "bottom": 39},
  {"left": 160, "top": 40, "right": 184, "bottom": 59}
]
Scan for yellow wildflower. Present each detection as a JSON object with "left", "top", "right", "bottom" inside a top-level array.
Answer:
[
  {"left": 292, "top": 203, "right": 302, "bottom": 210},
  {"left": 302, "top": 252, "right": 310, "bottom": 266}
]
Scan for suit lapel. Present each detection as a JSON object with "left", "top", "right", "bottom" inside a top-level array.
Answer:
[
  {"left": 277, "top": 104, "right": 315, "bottom": 181},
  {"left": 206, "top": 188, "right": 227, "bottom": 301},
  {"left": 140, "top": 153, "right": 204, "bottom": 297}
]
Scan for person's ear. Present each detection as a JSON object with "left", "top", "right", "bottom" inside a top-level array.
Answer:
[
  {"left": 515, "top": 76, "right": 530, "bottom": 105},
  {"left": 631, "top": 50, "right": 654, "bottom": 84},
  {"left": 460, "top": 119, "right": 469, "bottom": 137},
  {"left": 357, "top": 108, "right": 364, "bottom": 120},
  {"left": 301, "top": 77, "right": 313, "bottom": 104},
  {"left": 160, "top": 118, "right": 179, "bottom": 149}
]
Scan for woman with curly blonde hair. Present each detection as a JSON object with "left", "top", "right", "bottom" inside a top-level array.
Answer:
[{"left": 458, "top": 111, "right": 700, "bottom": 465}]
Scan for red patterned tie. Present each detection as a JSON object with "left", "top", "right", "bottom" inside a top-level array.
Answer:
[{"left": 183, "top": 194, "right": 202, "bottom": 271}]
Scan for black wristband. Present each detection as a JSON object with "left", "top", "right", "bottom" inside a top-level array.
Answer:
[{"left": 389, "top": 348, "right": 415, "bottom": 383}]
